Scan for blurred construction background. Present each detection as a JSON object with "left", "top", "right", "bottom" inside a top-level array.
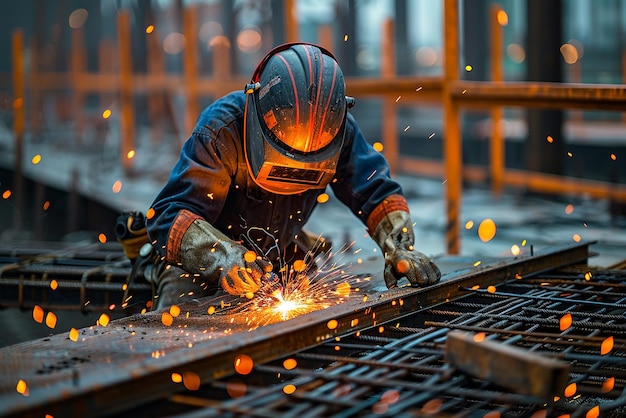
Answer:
[{"left": 1, "top": 0, "right": 626, "bottom": 345}]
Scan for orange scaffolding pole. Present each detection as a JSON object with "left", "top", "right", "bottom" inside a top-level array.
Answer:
[
  {"left": 490, "top": 4, "right": 505, "bottom": 196},
  {"left": 443, "top": 0, "right": 461, "bottom": 255},
  {"left": 11, "top": 29, "right": 25, "bottom": 228},
  {"left": 117, "top": 10, "right": 135, "bottom": 172}
]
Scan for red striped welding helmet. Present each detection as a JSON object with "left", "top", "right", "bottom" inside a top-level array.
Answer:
[{"left": 244, "top": 43, "right": 354, "bottom": 195}]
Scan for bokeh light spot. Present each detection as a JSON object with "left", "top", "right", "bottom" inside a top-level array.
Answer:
[
  {"left": 234, "top": 354, "right": 254, "bottom": 375},
  {"left": 112, "top": 180, "right": 122, "bottom": 193},
  {"left": 69, "top": 328, "right": 79, "bottom": 342},
  {"left": 478, "top": 218, "right": 497, "bottom": 242},
  {"left": 317, "top": 193, "right": 330, "bottom": 204},
  {"left": 99, "top": 313, "right": 110, "bottom": 327}
]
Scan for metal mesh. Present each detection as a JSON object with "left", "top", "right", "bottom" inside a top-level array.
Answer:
[
  {"left": 169, "top": 269, "right": 626, "bottom": 418},
  {"left": 0, "top": 242, "right": 150, "bottom": 312}
]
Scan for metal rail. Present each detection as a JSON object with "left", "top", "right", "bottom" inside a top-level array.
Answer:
[{"left": 0, "top": 241, "right": 602, "bottom": 418}]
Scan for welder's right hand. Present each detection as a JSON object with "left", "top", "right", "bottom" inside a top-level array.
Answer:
[
  {"left": 179, "top": 216, "right": 272, "bottom": 296},
  {"left": 220, "top": 251, "right": 273, "bottom": 296}
]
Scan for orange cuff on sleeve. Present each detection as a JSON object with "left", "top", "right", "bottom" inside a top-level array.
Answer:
[
  {"left": 366, "top": 194, "right": 409, "bottom": 232},
  {"left": 167, "top": 209, "right": 203, "bottom": 263}
]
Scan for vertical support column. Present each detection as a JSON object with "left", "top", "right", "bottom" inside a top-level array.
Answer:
[
  {"left": 284, "top": 0, "right": 300, "bottom": 42},
  {"left": 99, "top": 38, "right": 116, "bottom": 143},
  {"left": 12, "top": 29, "right": 25, "bottom": 230},
  {"left": 146, "top": 27, "right": 168, "bottom": 143},
  {"left": 183, "top": 5, "right": 199, "bottom": 135},
  {"left": 29, "top": 36, "right": 42, "bottom": 137},
  {"left": 490, "top": 4, "right": 504, "bottom": 196},
  {"left": 381, "top": 18, "right": 398, "bottom": 174},
  {"left": 71, "top": 25, "right": 86, "bottom": 144},
  {"left": 212, "top": 38, "right": 231, "bottom": 83},
  {"left": 317, "top": 24, "right": 334, "bottom": 54},
  {"left": 117, "top": 10, "right": 135, "bottom": 173},
  {"left": 443, "top": 0, "right": 461, "bottom": 255}
]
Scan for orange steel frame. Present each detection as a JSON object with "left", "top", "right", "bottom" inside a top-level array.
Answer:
[{"left": 9, "top": 0, "right": 626, "bottom": 254}]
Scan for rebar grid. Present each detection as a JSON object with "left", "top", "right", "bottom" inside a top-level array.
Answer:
[
  {"left": 0, "top": 243, "right": 151, "bottom": 312},
  {"left": 171, "top": 269, "right": 626, "bottom": 418}
]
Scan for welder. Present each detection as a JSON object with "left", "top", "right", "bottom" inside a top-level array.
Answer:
[{"left": 129, "top": 42, "right": 441, "bottom": 310}]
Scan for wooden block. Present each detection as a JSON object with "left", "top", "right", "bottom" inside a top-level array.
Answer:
[{"left": 445, "top": 330, "right": 571, "bottom": 398}]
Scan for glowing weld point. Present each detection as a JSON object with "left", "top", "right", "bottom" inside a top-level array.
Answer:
[{"left": 271, "top": 289, "right": 304, "bottom": 319}]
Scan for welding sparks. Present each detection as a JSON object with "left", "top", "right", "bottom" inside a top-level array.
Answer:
[
  {"left": 206, "top": 240, "right": 366, "bottom": 328},
  {"left": 270, "top": 289, "right": 309, "bottom": 320}
]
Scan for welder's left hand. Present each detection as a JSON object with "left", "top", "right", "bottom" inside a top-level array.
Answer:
[
  {"left": 382, "top": 244, "right": 441, "bottom": 289},
  {"left": 368, "top": 198, "right": 441, "bottom": 289}
]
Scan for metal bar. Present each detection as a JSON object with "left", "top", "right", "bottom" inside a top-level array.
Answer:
[
  {"left": 451, "top": 80, "right": 626, "bottom": 110},
  {"left": 381, "top": 18, "right": 399, "bottom": 174},
  {"left": 117, "top": 10, "right": 134, "bottom": 172},
  {"left": 183, "top": 6, "right": 199, "bottom": 135},
  {"left": 11, "top": 29, "right": 25, "bottom": 230},
  {"left": 490, "top": 4, "right": 504, "bottom": 195},
  {"left": 443, "top": 0, "right": 461, "bottom": 255}
]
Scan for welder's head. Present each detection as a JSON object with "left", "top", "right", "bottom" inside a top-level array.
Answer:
[{"left": 244, "top": 43, "right": 355, "bottom": 195}]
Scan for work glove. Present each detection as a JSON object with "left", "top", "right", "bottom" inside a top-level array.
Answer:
[
  {"left": 369, "top": 204, "right": 441, "bottom": 289},
  {"left": 180, "top": 218, "right": 273, "bottom": 296},
  {"left": 115, "top": 211, "right": 150, "bottom": 261}
]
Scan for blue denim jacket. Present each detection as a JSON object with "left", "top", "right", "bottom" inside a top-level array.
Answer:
[{"left": 146, "top": 91, "right": 404, "bottom": 265}]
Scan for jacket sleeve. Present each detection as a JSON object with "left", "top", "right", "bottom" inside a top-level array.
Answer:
[
  {"left": 146, "top": 127, "right": 237, "bottom": 264},
  {"left": 330, "top": 113, "right": 405, "bottom": 227}
]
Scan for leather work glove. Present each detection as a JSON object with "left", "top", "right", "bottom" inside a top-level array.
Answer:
[
  {"left": 180, "top": 218, "right": 273, "bottom": 296},
  {"left": 369, "top": 200, "right": 441, "bottom": 289},
  {"left": 115, "top": 211, "right": 150, "bottom": 261}
]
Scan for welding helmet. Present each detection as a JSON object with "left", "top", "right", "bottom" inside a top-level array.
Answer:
[{"left": 244, "top": 43, "right": 355, "bottom": 195}]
